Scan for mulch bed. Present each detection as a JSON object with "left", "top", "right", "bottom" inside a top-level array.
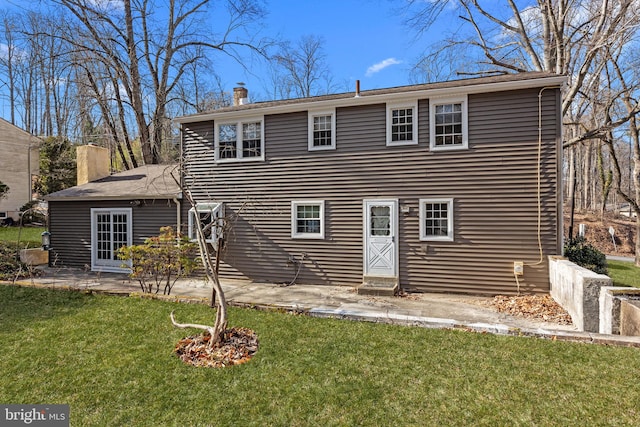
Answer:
[{"left": 174, "top": 327, "right": 259, "bottom": 368}]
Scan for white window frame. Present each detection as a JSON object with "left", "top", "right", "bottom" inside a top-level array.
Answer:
[
  {"left": 188, "top": 202, "right": 223, "bottom": 244},
  {"left": 308, "top": 109, "right": 336, "bottom": 151},
  {"left": 429, "top": 95, "right": 468, "bottom": 151},
  {"left": 214, "top": 118, "right": 264, "bottom": 162},
  {"left": 90, "top": 207, "right": 133, "bottom": 273},
  {"left": 291, "top": 200, "right": 325, "bottom": 239},
  {"left": 419, "top": 198, "right": 454, "bottom": 242},
  {"left": 386, "top": 100, "right": 418, "bottom": 146}
]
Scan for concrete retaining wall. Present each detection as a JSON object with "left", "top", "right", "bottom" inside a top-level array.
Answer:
[
  {"left": 599, "top": 287, "right": 640, "bottom": 335},
  {"left": 549, "top": 256, "right": 612, "bottom": 332},
  {"left": 621, "top": 301, "right": 640, "bottom": 336}
]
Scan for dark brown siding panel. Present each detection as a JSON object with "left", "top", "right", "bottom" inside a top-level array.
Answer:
[
  {"left": 48, "top": 201, "right": 92, "bottom": 268},
  {"left": 182, "top": 86, "right": 561, "bottom": 295},
  {"left": 49, "top": 199, "right": 178, "bottom": 269}
]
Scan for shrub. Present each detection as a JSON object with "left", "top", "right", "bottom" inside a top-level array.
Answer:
[
  {"left": 564, "top": 236, "right": 608, "bottom": 275},
  {"left": 117, "top": 227, "right": 198, "bottom": 295},
  {"left": 0, "top": 242, "right": 35, "bottom": 280}
]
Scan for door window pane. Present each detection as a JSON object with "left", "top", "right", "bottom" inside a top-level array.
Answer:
[{"left": 370, "top": 206, "right": 390, "bottom": 236}]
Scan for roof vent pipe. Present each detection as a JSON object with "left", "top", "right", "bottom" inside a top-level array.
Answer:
[{"left": 355, "top": 80, "right": 361, "bottom": 98}]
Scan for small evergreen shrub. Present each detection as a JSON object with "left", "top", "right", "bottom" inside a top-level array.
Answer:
[{"left": 564, "top": 236, "right": 608, "bottom": 275}]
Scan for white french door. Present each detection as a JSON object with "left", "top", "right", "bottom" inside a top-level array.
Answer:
[
  {"left": 363, "top": 200, "right": 398, "bottom": 277},
  {"left": 91, "top": 208, "right": 132, "bottom": 272}
]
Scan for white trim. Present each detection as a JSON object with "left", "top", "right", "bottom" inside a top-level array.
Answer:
[
  {"left": 419, "top": 198, "right": 454, "bottom": 242},
  {"left": 308, "top": 109, "right": 336, "bottom": 151},
  {"left": 90, "top": 207, "right": 133, "bottom": 273},
  {"left": 175, "top": 76, "right": 566, "bottom": 124},
  {"left": 429, "top": 95, "right": 468, "bottom": 151},
  {"left": 386, "top": 100, "right": 418, "bottom": 146},
  {"left": 214, "top": 117, "right": 264, "bottom": 162},
  {"left": 291, "top": 200, "right": 325, "bottom": 239},
  {"left": 188, "top": 202, "right": 223, "bottom": 243}
]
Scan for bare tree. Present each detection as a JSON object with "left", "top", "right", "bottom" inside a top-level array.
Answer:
[
  {"left": 55, "top": 0, "right": 267, "bottom": 165},
  {"left": 270, "top": 34, "right": 333, "bottom": 99},
  {"left": 170, "top": 186, "right": 229, "bottom": 348},
  {"left": 0, "top": 12, "right": 17, "bottom": 125},
  {"left": 602, "top": 47, "right": 640, "bottom": 265},
  {"left": 404, "top": 0, "right": 640, "bottom": 144}
]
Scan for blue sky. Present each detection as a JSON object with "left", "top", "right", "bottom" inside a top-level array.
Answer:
[
  {"left": 0, "top": 0, "right": 454, "bottom": 107},
  {"left": 219, "top": 0, "right": 449, "bottom": 99}
]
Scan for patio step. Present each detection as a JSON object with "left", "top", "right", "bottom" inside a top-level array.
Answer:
[{"left": 357, "top": 276, "right": 398, "bottom": 296}]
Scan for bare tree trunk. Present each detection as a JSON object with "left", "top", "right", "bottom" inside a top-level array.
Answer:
[
  {"left": 598, "top": 138, "right": 613, "bottom": 221},
  {"left": 123, "top": 0, "right": 154, "bottom": 164},
  {"left": 635, "top": 159, "right": 640, "bottom": 267},
  {"left": 1, "top": 15, "right": 16, "bottom": 125},
  {"left": 567, "top": 145, "right": 576, "bottom": 239},
  {"left": 177, "top": 187, "right": 228, "bottom": 347}
]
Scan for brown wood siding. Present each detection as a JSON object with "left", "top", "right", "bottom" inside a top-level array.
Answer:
[
  {"left": 182, "top": 87, "right": 561, "bottom": 295},
  {"left": 48, "top": 199, "right": 178, "bottom": 269}
]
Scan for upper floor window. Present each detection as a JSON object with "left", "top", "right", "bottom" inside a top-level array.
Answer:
[
  {"left": 215, "top": 119, "right": 264, "bottom": 161},
  {"left": 419, "top": 198, "right": 454, "bottom": 242},
  {"left": 188, "top": 202, "right": 223, "bottom": 244},
  {"left": 308, "top": 109, "right": 336, "bottom": 150},
  {"left": 430, "top": 96, "right": 468, "bottom": 151},
  {"left": 291, "top": 200, "right": 325, "bottom": 239},
  {"left": 387, "top": 101, "right": 418, "bottom": 146}
]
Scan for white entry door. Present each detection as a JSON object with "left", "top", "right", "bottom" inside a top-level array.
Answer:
[{"left": 363, "top": 199, "right": 398, "bottom": 277}]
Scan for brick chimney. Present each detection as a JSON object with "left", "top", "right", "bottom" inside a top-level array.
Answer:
[
  {"left": 233, "top": 85, "right": 249, "bottom": 106},
  {"left": 76, "top": 144, "right": 110, "bottom": 185}
]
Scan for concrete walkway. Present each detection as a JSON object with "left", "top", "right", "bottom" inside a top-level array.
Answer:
[{"left": 8, "top": 267, "right": 640, "bottom": 347}]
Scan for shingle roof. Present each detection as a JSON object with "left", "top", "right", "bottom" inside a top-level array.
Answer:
[
  {"left": 175, "top": 71, "right": 565, "bottom": 123},
  {"left": 45, "top": 164, "right": 180, "bottom": 201}
]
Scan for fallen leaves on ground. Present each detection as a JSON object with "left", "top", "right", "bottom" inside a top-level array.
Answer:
[
  {"left": 174, "top": 327, "right": 259, "bottom": 368},
  {"left": 485, "top": 295, "right": 573, "bottom": 325}
]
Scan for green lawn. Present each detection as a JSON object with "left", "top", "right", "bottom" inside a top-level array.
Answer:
[
  {"left": 608, "top": 260, "right": 640, "bottom": 288},
  {"left": 0, "top": 225, "right": 46, "bottom": 247},
  {"left": 1, "top": 286, "right": 639, "bottom": 426}
]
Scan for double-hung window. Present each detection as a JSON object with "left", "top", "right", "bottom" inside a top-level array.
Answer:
[
  {"left": 430, "top": 96, "right": 468, "bottom": 150},
  {"left": 308, "top": 109, "right": 336, "bottom": 150},
  {"left": 419, "top": 198, "right": 454, "bottom": 241},
  {"left": 387, "top": 101, "right": 418, "bottom": 146},
  {"left": 291, "top": 200, "right": 325, "bottom": 239},
  {"left": 215, "top": 118, "right": 264, "bottom": 161},
  {"left": 188, "top": 202, "right": 223, "bottom": 244}
]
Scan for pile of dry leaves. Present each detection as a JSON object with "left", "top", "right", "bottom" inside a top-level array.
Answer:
[
  {"left": 485, "top": 294, "right": 573, "bottom": 325},
  {"left": 174, "top": 327, "right": 259, "bottom": 368}
]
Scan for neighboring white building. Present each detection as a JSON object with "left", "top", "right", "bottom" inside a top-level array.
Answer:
[{"left": 0, "top": 118, "right": 40, "bottom": 224}]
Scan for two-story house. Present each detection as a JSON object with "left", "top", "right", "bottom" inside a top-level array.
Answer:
[{"left": 176, "top": 72, "right": 565, "bottom": 296}]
